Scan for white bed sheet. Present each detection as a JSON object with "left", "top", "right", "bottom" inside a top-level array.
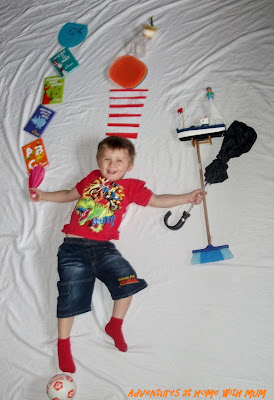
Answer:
[{"left": 1, "top": 1, "right": 274, "bottom": 399}]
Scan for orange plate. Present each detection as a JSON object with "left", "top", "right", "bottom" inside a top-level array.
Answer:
[{"left": 109, "top": 55, "right": 147, "bottom": 89}]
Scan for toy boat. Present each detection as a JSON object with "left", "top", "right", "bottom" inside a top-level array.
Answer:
[
  {"left": 177, "top": 121, "right": 226, "bottom": 141},
  {"left": 176, "top": 88, "right": 226, "bottom": 142}
]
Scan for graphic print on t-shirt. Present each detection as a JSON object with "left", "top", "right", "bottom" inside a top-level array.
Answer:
[{"left": 75, "top": 177, "right": 125, "bottom": 233}]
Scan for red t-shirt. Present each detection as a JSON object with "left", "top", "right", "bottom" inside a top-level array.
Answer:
[{"left": 62, "top": 170, "right": 153, "bottom": 241}]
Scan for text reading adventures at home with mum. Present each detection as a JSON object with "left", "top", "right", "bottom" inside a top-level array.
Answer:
[{"left": 127, "top": 388, "right": 267, "bottom": 399}]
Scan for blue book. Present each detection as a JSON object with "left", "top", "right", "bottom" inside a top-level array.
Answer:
[
  {"left": 24, "top": 105, "right": 56, "bottom": 137},
  {"left": 50, "top": 48, "right": 79, "bottom": 76}
]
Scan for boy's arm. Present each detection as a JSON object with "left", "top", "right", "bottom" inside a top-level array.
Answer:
[
  {"left": 147, "top": 189, "right": 205, "bottom": 208},
  {"left": 30, "top": 187, "right": 80, "bottom": 203}
]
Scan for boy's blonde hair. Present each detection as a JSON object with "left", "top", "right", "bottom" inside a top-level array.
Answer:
[{"left": 97, "top": 136, "right": 136, "bottom": 164}]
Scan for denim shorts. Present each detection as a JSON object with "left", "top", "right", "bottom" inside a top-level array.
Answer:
[{"left": 56, "top": 237, "right": 148, "bottom": 318}]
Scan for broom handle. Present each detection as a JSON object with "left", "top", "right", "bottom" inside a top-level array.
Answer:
[{"left": 195, "top": 141, "right": 212, "bottom": 246}]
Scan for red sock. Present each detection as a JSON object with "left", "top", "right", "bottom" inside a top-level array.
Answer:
[
  {"left": 57, "top": 337, "right": 76, "bottom": 373},
  {"left": 105, "top": 317, "right": 128, "bottom": 352}
]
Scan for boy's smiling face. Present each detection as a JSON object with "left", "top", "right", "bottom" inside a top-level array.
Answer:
[{"left": 97, "top": 147, "right": 134, "bottom": 182}]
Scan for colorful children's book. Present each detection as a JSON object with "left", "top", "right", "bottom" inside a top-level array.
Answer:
[
  {"left": 50, "top": 48, "right": 79, "bottom": 76},
  {"left": 42, "top": 76, "right": 65, "bottom": 104},
  {"left": 24, "top": 105, "right": 56, "bottom": 137},
  {"left": 22, "top": 138, "right": 49, "bottom": 173}
]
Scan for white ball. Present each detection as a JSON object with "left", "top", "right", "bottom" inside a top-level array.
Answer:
[{"left": 47, "top": 374, "right": 77, "bottom": 400}]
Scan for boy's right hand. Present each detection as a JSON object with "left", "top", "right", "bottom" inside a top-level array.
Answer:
[
  {"left": 29, "top": 188, "right": 43, "bottom": 202},
  {"left": 29, "top": 187, "right": 80, "bottom": 203}
]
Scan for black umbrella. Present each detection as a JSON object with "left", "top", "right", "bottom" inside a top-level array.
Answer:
[{"left": 204, "top": 120, "right": 257, "bottom": 184}]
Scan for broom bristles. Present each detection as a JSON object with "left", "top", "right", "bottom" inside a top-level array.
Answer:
[{"left": 191, "top": 244, "right": 233, "bottom": 264}]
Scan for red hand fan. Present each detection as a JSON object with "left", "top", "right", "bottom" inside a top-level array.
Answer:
[{"left": 29, "top": 165, "right": 45, "bottom": 194}]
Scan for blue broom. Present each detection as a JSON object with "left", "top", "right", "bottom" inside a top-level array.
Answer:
[{"left": 191, "top": 139, "right": 233, "bottom": 264}]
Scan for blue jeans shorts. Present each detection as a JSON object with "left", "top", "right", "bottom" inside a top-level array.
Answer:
[{"left": 57, "top": 237, "right": 148, "bottom": 318}]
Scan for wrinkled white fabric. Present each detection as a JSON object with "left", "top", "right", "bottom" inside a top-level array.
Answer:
[{"left": 1, "top": 0, "right": 274, "bottom": 399}]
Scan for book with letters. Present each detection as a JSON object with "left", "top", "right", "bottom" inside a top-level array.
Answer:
[{"left": 22, "top": 138, "right": 49, "bottom": 173}]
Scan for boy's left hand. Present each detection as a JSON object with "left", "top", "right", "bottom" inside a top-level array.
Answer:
[{"left": 188, "top": 189, "right": 206, "bottom": 205}]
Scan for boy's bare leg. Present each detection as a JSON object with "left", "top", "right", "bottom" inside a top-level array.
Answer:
[
  {"left": 58, "top": 317, "right": 74, "bottom": 339},
  {"left": 112, "top": 296, "right": 132, "bottom": 319},
  {"left": 105, "top": 296, "right": 133, "bottom": 352},
  {"left": 57, "top": 317, "right": 76, "bottom": 373}
]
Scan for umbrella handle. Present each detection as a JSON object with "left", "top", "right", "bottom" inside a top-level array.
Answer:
[
  {"left": 164, "top": 209, "right": 192, "bottom": 230},
  {"left": 163, "top": 180, "right": 208, "bottom": 231}
]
